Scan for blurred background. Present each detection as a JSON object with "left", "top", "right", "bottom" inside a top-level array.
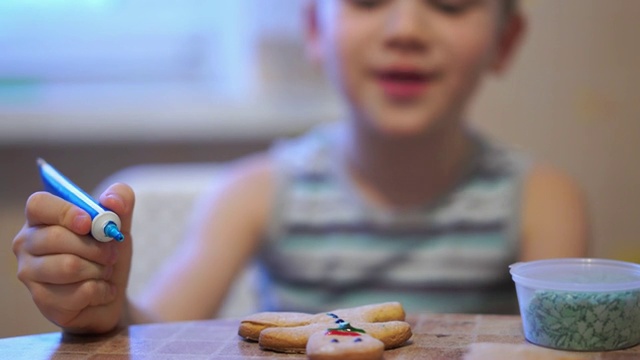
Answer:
[{"left": 1, "top": 0, "right": 638, "bottom": 337}]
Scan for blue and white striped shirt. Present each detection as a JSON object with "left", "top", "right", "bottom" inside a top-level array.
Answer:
[{"left": 256, "top": 122, "right": 532, "bottom": 314}]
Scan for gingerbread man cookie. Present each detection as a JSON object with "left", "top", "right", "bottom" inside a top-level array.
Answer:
[
  {"left": 306, "top": 330, "right": 384, "bottom": 359},
  {"left": 238, "top": 302, "right": 412, "bottom": 356},
  {"left": 305, "top": 315, "right": 385, "bottom": 360}
]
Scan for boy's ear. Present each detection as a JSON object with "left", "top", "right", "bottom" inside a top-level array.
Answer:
[
  {"left": 491, "top": 13, "right": 527, "bottom": 74},
  {"left": 304, "top": 0, "right": 323, "bottom": 65}
]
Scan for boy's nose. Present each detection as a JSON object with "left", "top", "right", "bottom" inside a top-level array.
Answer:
[{"left": 383, "top": 0, "right": 429, "bottom": 51}]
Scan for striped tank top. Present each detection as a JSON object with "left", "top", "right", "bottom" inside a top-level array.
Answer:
[{"left": 256, "top": 122, "right": 532, "bottom": 315}]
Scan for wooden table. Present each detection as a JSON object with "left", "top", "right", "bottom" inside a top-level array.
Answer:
[{"left": 1, "top": 314, "right": 638, "bottom": 359}]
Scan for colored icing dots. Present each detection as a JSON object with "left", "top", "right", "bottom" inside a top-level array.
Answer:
[
  {"left": 326, "top": 330, "right": 361, "bottom": 336},
  {"left": 523, "top": 290, "right": 640, "bottom": 351},
  {"left": 325, "top": 313, "right": 366, "bottom": 335}
]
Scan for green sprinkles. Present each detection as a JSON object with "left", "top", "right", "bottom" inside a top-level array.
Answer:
[
  {"left": 325, "top": 313, "right": 366, "bottom": 333},
  {"left": 328, "top": 322, "right": 366, "bottom": 334},
  {"left": 523, "top": 290, "right": 640, "bottom": 351}
]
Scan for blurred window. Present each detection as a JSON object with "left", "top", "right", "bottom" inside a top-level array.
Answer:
[
  {"left": 0, "top": 0, "right": 333, "bottom": 143},
  {"left": 0, "top": 0, "right": 262, "bottom": 97}
]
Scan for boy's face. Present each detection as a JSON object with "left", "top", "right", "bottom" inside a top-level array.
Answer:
[{"left": 307, "top": 0, "right": 524, "bottom": 137}]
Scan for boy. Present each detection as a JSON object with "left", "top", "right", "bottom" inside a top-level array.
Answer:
[{"left": 12, "top": 0, "right": 588, "bottom": 334}]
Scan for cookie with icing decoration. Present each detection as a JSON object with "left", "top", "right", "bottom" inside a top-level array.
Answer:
[
  {"left": 237, "top": 302, "right": 412, "bottom": 355},
  {"left": 306, "top": 330, "right": 384, "bottom": 360},
  {"left": 238, "top": 301, "right": 406, "bottom": 341}
]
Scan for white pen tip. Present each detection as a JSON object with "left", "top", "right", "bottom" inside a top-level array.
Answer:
[{"left": 37, "top": 158, "right": 47, "bottom": 167}]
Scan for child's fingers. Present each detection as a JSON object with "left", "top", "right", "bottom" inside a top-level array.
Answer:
[
  {"left": 29, "top": 280, "right": 117, "bottom": 326},
  {"left": 21, "top": 254, "right": 113, "bottom": 285},
  {"left": 98, "top": 183, "right": 135, "bottom": 234},
  {"left": 25, "top": 192, "right": 91, "bottom": 235},
  {"left": 32, "top": 280, "right": 117, "bottom": 312},
  {"left": 21, "top": 226, "right": 118, "bottom": 266}
]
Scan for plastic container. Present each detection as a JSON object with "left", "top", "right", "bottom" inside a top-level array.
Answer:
[{"left": 510, "top": 258, "right": 640, "bottom": 351}]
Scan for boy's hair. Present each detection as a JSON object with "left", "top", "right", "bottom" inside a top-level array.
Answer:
[{"left": 504, "top": 0, "right": 518, "bottom": 16}]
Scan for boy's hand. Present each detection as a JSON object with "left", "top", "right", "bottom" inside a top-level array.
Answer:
[{"left": 12, "top": 183, "right": 134, "bottom": 334}]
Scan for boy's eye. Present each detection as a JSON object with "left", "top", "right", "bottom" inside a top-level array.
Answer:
[
  {"left": 427, "top": 0, "right": 481, "bottom": 14},
  {"left": 345, "top": 0, "right": 387, "bottom": 10}
]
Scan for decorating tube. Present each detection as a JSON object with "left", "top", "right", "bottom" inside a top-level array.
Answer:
[{"left": 37, "top": 158, "right": 124, "bottom": 242}]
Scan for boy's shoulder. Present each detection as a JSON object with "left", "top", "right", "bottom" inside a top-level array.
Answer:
[
  {"left": 216, "top": 122, "right": 341, "bottom": 191},
  {"left": 476, "top": 133, "right": 581, "bottom": 191},
  {"left": 519, "top": 162, "right": 590, "bottom": 259},
  {"left": 470, "top": 131, "right": 534, "bottom": 179},
  {"left": 523, "top": 163, "right": 586, "bottom": 202},
  {"left": 221, "top": 152, "right": 275, "bottom": 185},
  {"left": 268, "top": 122, "right": 342, "bottom": 173},
  {"left": 470, "top": 130, "right": 584, "bottom": 207}
]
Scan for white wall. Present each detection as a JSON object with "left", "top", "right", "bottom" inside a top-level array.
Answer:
[{"left": 470, "top": 0, "right": 640, "bottom": 260}]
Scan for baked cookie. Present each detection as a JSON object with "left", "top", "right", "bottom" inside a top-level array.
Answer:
[
  {"left": 238, "top": 301, "right": 406, "bottom": 341},
  {"left": 306, "top": 330, "right": 384, "bottom": 360},
  {"left": 238, "top": 302, "right": 412, "bottom": 355}
]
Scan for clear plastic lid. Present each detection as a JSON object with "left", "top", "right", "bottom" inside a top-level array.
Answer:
[{"left": 510, "top": 258, "right": 640, "bottom": 292}]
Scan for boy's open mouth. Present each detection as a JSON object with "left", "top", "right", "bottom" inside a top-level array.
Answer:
[
  {"left": 375, "top": 69, "right": 434, "bottom": 100},
  {"left": 379, "top": 70, "right": 429, "bottom": 82}
]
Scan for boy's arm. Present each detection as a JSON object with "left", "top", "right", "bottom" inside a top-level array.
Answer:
[
  {"left": 130, "top": 153, "right": 274, "bottom": 322},
  {"left": 519, "top": 164, "right": 590, "bottom": 261}
]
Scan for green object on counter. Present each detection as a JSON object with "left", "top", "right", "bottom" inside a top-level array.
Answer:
[{"left": 523, "top": 290, "right": 640, "bottom": 351}]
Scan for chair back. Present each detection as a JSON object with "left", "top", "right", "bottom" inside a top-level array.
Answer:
[{"left": 95, "top": 162, "right": 258, "bottom": 318}]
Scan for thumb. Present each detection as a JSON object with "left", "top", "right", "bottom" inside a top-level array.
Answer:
[
  {"left": 98, "top": 182, "right": 134, "bottom": 325},
  {"left": 98, "top": 183, "right": 136, "bottom": 237}
]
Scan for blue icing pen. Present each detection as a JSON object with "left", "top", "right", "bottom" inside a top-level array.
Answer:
[{"left": 37, "top": 158, "right": 124, "bottom": 242}]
